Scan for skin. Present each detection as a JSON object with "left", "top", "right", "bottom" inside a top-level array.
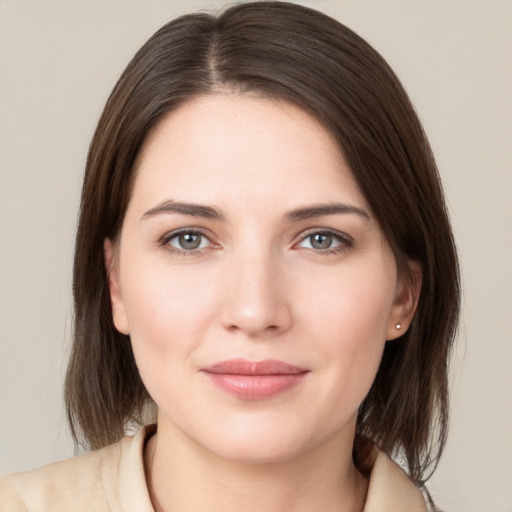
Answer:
[{"left": 105, "top": 94, "right": 420, "bottom": 512}]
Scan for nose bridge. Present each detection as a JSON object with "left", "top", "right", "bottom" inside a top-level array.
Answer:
[{"left": 221, "top": 242, "right": 291, "bottom": 336}]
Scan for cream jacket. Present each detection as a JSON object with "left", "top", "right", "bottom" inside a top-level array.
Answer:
[{"left": 0, "top": 426, "right": 431, "bottom": 511}]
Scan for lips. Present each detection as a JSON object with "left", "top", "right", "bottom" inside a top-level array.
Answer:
[{"left": 202, "top": 359, "right": 309, "bottom": 400}]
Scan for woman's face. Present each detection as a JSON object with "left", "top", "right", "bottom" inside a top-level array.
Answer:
[{"left": 107, "top": 94, "right": 415, "bottom": 463}]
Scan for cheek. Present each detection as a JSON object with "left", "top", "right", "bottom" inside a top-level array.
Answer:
[
  {"left": 119, "top": 258, "right": 219, "bottom": 376},
  {"left": 297, "top": 262, "right": 395, "bottom": 406},
  {"left": 300, "top": 261, "right": 395, "bottom": 343}
]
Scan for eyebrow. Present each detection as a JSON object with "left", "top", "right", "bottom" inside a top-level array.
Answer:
[
  {"left": 285, "top": 203, "right": 370, "bottom": 222},
  {"left": 141, "top": 200, "right": 369, "bottom": 222},
  {"left": 141, "top": 200, "right": 225, "bottom": 221}
]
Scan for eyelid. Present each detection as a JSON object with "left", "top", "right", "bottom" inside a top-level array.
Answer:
[
  {"left": 157, "top": 226, "right": 353, "bottom": 255},
  {"left": 293, "top": 228, "right": 354, "bottom": 251},
  {"left": 158, "top": 227, "right": 219, "bottom": 253},
  {"left": 297, "top": 227, "right": 353, "bottom": 242}
]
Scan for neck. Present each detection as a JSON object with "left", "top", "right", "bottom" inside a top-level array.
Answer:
[{"left": 144, "top": 417, "right": 368, "bottom": 512}]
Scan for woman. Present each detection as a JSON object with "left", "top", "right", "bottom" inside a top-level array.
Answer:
[{"left": 0, "top": 2, "right": 459, "bottom": 511}]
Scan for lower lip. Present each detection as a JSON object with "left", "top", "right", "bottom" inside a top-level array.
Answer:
[{"left": 204, "top": 373, "right": 307, "bottom": 400}]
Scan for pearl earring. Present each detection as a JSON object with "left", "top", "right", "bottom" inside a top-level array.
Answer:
[{"left": 395, "top": 323, "right": 402, "bottom": 330}]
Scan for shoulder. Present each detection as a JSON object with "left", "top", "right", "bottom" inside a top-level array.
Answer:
[
  {"left": 0, "top": 441, "right": 123, "bottom": 512},
  {"left": 364, "top": 449, "right": 430, "bottom": 512},
  {"left": 0, "top": 426, "right": 154, "bottom": 512}
]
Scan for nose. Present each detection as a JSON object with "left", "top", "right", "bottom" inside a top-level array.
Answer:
[{"left": 221, "top": 251, "right": 293, "bottom": 338}]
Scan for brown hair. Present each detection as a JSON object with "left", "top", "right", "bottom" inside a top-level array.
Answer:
[{"left": 66, "top": 1, "right": 460, "bottom": 483}]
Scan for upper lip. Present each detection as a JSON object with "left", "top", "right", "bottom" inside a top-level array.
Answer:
[{"left": 203, "top": 359, "right": 308, "bottom": 376}]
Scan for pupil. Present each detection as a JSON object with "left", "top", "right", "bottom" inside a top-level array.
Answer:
[
  {"left": 179, "top": 233, "right": 201, "bottom": 250},
  {"left": 312, "top": 233, "right": 332, "bottom": 249}
]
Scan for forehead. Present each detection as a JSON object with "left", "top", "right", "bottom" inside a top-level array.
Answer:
[{"left": 129, "top": 94, "right": 368, "bottom": 215}]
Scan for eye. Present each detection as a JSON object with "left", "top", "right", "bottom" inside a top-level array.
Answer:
[
  {"left": 165, "top": 230, "right": 211, "bottom": 252},
  {"left": 296, "top": 230, "right": 352, "bottom": 253}
]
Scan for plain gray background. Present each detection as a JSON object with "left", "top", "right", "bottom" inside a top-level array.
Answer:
[{"left": 1, "top": 1, "right": 511, "bottom": 511}]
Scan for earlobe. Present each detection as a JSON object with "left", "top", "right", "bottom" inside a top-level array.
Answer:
[
  {"left": 104, "top": 238, "right": 130, "bottom": 335},
  {"left": 386, "top": 260, "right": 422, "bottom": 341}
]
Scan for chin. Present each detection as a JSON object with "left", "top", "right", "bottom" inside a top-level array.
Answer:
[
  {"left": 193, "top": 417, "right": 317, "bottom": 465},
  {"left": 207, "top": 438, "right": 303, "bottom": 465}
]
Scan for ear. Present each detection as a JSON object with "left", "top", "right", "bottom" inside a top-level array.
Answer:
[
  {"left": 104, "top": 238, "right": 130, "bottom": 335},
  {"left": 386, "top": 260, "right": 422, "bottom": 341}
]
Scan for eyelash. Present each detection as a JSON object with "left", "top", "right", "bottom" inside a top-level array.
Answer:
[
  {"left": 158, "top": 228, "right": 353, "bottom": 256},
  {"left": 158, "top": 228, "right": 216, "bottom": 256},
  {"left": 293, "top": 229, "right": 354, "bottom": 256}
]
